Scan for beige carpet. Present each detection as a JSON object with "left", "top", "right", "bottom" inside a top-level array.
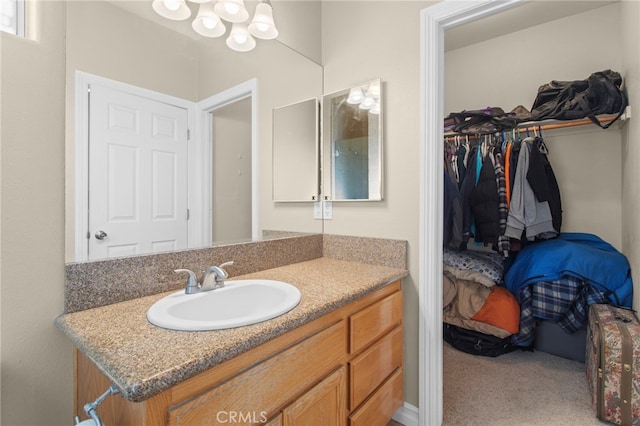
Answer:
[{"left": 443, "top": 343, "right": 606, "bottom": 425}]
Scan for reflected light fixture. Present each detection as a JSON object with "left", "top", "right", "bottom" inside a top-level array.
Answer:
[
  {"left": 248, "top": 1, "right": 278, "bottom": 39},
  {"left": 347, "top": 88, "right": 365, "bottom": 104},
  {"left": 152, "top": 0, "right": 192, "bottom": 20},
  {"left": 215, "top": 0, "right": 249, "bottom": 23},
  {"left": 152, "top": 0, "right": 278, "bottom": 52},
  {"left": 347, "top": 81, "right": 381, "bottom": 115},
  {"left": 226, "top": 23, "right": 256, "bottom": 52},
  {"left": 359, "top": 96, "right": 376, "bottom": 110},
  {"left": 192, "top": 3, "right": 226, "bottom": 37}
]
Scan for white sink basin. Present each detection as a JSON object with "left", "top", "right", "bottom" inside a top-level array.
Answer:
[{"left": 147, "top": 279, "right": 301, "bottom": 331}]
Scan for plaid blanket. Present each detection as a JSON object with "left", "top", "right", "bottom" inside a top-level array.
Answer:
[{"left": 512, "top": 276, "right": 609, "bottom": 346}]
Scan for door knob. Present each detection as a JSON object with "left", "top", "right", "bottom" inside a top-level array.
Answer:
[{"left": 95, "top": 230, "right": 108, "bottom": 240}]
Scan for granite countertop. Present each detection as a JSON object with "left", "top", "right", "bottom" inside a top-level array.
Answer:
[{"left": 55, "top": 257, "right": 407, "bottom": 402}]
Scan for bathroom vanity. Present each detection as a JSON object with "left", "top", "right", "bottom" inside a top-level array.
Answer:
[{"left": 57, "top": 238, "right": 407, "bottom": 426}]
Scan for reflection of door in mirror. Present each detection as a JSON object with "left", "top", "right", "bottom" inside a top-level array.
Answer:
[
  {"left": 210, "top": 98, "right": 252, "bottom": 243},
  {"left": 81, "top": 78, "right": 190, "bottom": 261}
]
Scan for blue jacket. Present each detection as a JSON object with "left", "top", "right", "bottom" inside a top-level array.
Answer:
[{"left": 504, "top": 233, "right": 633, "bottom": 307}]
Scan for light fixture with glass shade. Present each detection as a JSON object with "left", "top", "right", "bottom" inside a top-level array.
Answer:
[
  {"left": 152, "top": 0, "right": 278, "bottom": 52},
  {"left": 346, "top": 87, "right": 365, "bottom": 104},
  {"left": 346, "top": 81, "right": 381, "bottom": 114},
  {"left": 192, "top": 3, "right": 226, "bottom": 37},
  {"left": 226, "top": 23, "right": 256, "bottom": 52},
  {"left": 248, "top": 1, "right": 278, "bottom": 39},
  {"left": 152, "top": 0, "right": 192, "bottom": 20},
  {"left": 214, "top": 0, "right": 250, "bottom": 23},
  {"left": 369, "top": 100, "right": 381, "bottom": 115},
  {"left": 359, "top": 96, "right": 376, "bottom": 110}
]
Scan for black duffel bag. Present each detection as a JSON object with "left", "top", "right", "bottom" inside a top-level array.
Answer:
[
  {"left": 443, "top": 323, "right": 518, "bottom": 357},
  {"left": 444, "top": 106, "right": 524, "bottom": 135},
  {"left": 530, "top": 69, "right": 628, "bottom": 129}
]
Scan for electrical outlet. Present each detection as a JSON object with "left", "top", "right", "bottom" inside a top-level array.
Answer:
[
  {"left": 323, "top": 201, "right": 333, "bottom": 219},
  {"left": 313, "top": 201, "right": 322, "bottom": 219}
]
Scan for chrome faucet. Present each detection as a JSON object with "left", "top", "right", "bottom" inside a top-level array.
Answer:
[
  {"left": 174, "top": 261, "right": 234, "bottom": 294},
  {"left": 174, "top": 269, "right": 200, "bottom": 294},
  {"left": 202, "top": 261, "right": 234, "bottom": 291}
]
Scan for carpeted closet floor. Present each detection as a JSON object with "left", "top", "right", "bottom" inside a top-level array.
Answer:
[{"left": 443, "top": 343, "right": 604, "bottom": 425}]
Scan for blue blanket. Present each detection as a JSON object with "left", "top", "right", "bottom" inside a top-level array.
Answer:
[{"left": 504, "top": 233, "right": 633, "bottom": 307}]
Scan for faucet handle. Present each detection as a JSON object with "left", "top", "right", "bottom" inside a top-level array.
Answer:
[
  {"left": 175, "top": 269, "right": 199, "bottom": 294},
  {"left": 219, "top": 261, "right": 234, "bottom": 269}
]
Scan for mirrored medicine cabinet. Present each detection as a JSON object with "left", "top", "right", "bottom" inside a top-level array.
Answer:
[
  {"left": 272, "top": 79, "right": 383, "bottom": 202},
  {"left": 272, "top": 98, "right": 320, "bottom": 202}
]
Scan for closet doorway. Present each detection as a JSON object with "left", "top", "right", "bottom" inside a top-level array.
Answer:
[{"left": 418, "top": 1, "right": 620, "bottom": 425}]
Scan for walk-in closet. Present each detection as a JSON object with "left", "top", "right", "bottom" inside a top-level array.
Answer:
[{"left": 440, "top": 1, "right": 637, "bottom": 424}]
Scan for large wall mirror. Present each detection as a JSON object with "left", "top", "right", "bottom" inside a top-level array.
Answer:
[
  {"left": 272, "top": 98, "right": 320, "bottom": 202},
  {"left": 65, "top": 1, "right": 323, "bottom": 262},
  {"left": 322, "top": 79, "right": 383, "bottom": 201}
]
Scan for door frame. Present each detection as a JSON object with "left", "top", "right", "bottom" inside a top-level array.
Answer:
[
  {"left": 196, "top": 78, "right": 258, "bottom": 247},
  {"left": 73, "top": 71, "right": 196, "bottom": 261},
  {"left": 418, "top": 1, "right": 525, "bottom": 424}
]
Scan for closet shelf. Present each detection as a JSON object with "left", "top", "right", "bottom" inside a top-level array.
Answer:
[{"left": 444, "top": 112, "right": 627, "bottom": 138}]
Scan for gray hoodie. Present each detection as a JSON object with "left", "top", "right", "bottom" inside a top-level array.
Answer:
[{"left": 504, "top": 139, "right": 557, "bottom": 240}]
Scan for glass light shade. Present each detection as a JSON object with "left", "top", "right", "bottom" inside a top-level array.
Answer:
[
  {"left": 192, "top": 3, "right": 226, "bottom": 37},
  {"left": 346, "top": 87, "right": 365, "bottom": 104},
  {"left": 214, "top": 0, "right": 249, "bottom": 23},
  {"left": 226, "top": 23, "right": 256, "bottom": 52},
  {"left": 187, "top": 0, "right": 210, "bottom": 3},
  {"left": 359, "top": 96, "right": 376, "bottom": 110},
  {"left": 369, "top": 100, "right": 381, "bottom": 115},
  {"left": 366, "top": 81, "right": 381, "bottom": 98},
  {"left": 152, "top": 0, "right": 191, "bottom": 20},
  {"left": 248, "top": 3, "right": 278, "bottom": 40}
]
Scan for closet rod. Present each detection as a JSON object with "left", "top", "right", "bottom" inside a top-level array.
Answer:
[{"left": 444, "top": 113, "right": 621, "bottom": 137}]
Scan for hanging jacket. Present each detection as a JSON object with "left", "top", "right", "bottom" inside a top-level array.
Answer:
[
  {"left": 468, "top": 154, "right": 501, "bottom": 244},
  {"left": 444, "top": 170, "right": 464, "bottom": 250},
  {"left": 504, "top": 141, "right": 557, "bottom": 241},
  {"left": 493, "top": 149, "right": 510, "bottom": 257},
  {"left": 458, "top": 146, "right": 479, "bottom": 246},
  {"left": 526, "top": 137, "right": 562, "bottom": 233}
]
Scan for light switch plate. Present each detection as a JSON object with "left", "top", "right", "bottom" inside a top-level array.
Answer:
[{"left": 323, "top": 201, "right": 333, "bottom": 219}]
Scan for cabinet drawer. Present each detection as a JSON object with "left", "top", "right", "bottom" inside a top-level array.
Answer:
[
  {"left": 282, "top": 366, "right": 347, "bottom": 426},
  {"left": 349, "top": 325, "right": 402, "bottom": 410},
  {"left": 168, "top": 320, "right": 347, "bottom": 426},
  {"left": 348, "top": 367, "right": 403, "bottom": 426},
  {"left": 350, "top": 290, "right": 402, "bottom": 354}
]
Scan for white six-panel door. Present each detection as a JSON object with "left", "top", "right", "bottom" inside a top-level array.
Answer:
[{"left": 88, "top": 83, "right": 189, "bottom": 259}]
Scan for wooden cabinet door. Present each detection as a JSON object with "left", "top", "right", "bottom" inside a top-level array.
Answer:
[{"left": 282, "top": 367, "right": 347, "bottom": 426}]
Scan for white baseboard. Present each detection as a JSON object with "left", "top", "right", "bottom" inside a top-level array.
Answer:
[{"left": 393, "top": 401, "right": 419, "bottom": 426}]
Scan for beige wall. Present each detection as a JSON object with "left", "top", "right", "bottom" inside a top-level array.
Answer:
[
  {"left": 1, "top": 2, "right": 71, "bottom": 425},
  {"left": 211, "top": 98, "right": 252, "bottom": 242},
  {"left": 322, "top": 0, "right": 435, "bottom": 407},
  {"left": 445, "top": 3, "right": 624, "bottom": 250},
  {"left": 272, "top": 0, "right": 322, "bottom": 64}
]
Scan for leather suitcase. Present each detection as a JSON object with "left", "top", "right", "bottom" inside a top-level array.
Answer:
[{"left": 586, "top": 304, "right": 640, "bottom": 425}]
